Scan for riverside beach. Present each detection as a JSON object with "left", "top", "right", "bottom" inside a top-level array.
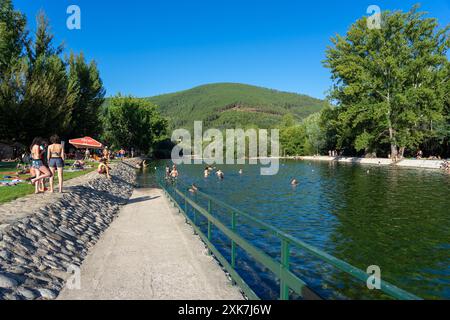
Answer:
[{"left": 297, "top": 156, "right": 446, "bottom": 170}]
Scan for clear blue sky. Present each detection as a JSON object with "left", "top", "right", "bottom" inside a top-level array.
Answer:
[{"left": 14, "top": 0, "right": 450, "bottom": 99}]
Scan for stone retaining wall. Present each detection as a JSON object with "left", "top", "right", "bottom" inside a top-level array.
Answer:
[{"left": 0, "top": 159, "right": 141, "bottom": 300}]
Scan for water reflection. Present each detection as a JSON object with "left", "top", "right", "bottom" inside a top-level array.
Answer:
[{"left": 138, "top": 160, "right": 450, "bottom": 299}]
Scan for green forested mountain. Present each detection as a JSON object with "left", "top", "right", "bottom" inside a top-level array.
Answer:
[{"left": 145, "top": 83, "right": 326, "bottom": 131}]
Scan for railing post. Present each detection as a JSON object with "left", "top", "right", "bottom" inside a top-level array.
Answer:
[
  {"left": 207, "top": 200, "right": 212, "bottom": 255},
  {"left": 184, "top": 190, "right": 188, "bottom": 222},
  {"left": 280, "top": 239, "right": 290, "bottom": 300},
  {"left": 193, "top": 194, "right": 197, "bottom": 234},
  {"left": 231, "top": 212, "right": 237, "bottom": 269}
]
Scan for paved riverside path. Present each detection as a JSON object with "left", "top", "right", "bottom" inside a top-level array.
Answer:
[{"left": 58, "top": 187, "right": 243, "bottom": 300}]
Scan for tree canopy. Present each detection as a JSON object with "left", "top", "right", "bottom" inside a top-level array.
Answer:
[
  {"left": 102, "top": 96, "right": 168, "bottom": 154},
  {"left": 0, "top": 1, "right": 105, "bottom": 145},
  {"left": 323, "top": 5, "right": 450, "bottom": 158}
]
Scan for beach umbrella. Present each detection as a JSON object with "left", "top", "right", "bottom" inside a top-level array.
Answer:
[{"left": 69, "top": 137, "right": 103, "bottom": 149}]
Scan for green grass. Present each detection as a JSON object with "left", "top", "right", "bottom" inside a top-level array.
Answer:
[{"left": 0, "top": 161, "right": 96, "bottom": 204}]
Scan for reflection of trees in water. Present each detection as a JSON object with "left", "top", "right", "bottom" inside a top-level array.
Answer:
[
  {"left": 325, "top": 165, "right": 450, "bottom": 299},
  {"left": 151, "top": 161, "right": 450, "bottom": 299}
]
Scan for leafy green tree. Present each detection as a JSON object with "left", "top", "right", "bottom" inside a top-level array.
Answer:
[
  {"left": 279, "top": 113, "right": 296, "bottom": 128},
  {"left": 280, "top": 125, "right": 306, "bottom": 156},
  {"left": 102, "top": 96, "right": 168, "bottom": 154},
  {"left": 0, "top": 0, "right": 28, "bottom": 141},
  {"left": 66, "top": 52, "right": 105, "bottom": 137},
  {"left": 20, "top": 11, "right": 68, "bottom": 142},
  {"left": 0, "top": 4, "right": 106, "bottom": 145},
  {"left": 0, "top": 0, "right": 27, "bottom": 74},
  {"left": 22, "top": 54, "right": 68, "bottom": 141},
  {"left": 302, "top": 113, "right": 326, "bottom": 155},
  {"left": 27, "top": 11, "right": 63, "bottom": 64},
  {"left": 324, "top": 5, "right": 450, "bottom": 158}
]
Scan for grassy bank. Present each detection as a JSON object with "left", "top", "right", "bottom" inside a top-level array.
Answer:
[{"left": 0, "top": 161, "right": 96, "bottom": 204}]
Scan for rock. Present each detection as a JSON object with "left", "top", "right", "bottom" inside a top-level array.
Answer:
[
  {"left": 6, "top": 266, "right": 27, "bottom": 275},
  {"left": 16, "top": 287, "right": 37, "bottom": 300},
  {"left": 14, "top": 255, "right": 28, "bottom": 265},
  {"left": 0, "top": 273, "right": 19, "bottom": 289},
  {"left": 0, "top": 249, "right": 11, "bottom": 260},
  {"left": 36, "top": 288, "right": 57, "bottom": 300},
  {"left": 59, "top": 227, "right": 77, "bottom": 238}
]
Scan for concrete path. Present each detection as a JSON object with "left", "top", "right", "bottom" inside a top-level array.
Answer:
[{"left": 57, "top": 188, "right": 243, "bottom": 300}]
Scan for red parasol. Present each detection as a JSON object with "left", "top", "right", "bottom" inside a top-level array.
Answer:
[{"left": 69, "top": 137, "right": 103, "bottom": 149}]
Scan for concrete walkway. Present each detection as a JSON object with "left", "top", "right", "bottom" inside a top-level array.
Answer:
[{"left": 57, "top": 188, "right": 243, "bottom": 300}]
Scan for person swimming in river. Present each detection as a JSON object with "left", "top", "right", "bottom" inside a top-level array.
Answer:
[
  {"left": 140, "top": 160, "right": 149, "bottom": 169},
  {"left": 189, "top": 184, "right": 199, "bottom": 193},
  {"left": 239, "top": 169, "right": 243, "bottom": 175},
  {"left": 291, "top": 178, "right": 299, "bottom": 186},
  {"left": 204, "top": 167, "right": 210, "bottom": 178},
  {"left": 216, "top": 169, "right": 224, "bottom": 180},
  {"left": 164, "top": 165, "right": 171, "bottom": 180},
  {"left": 170, "top": 165, "right": 179, "bottom": 180}
]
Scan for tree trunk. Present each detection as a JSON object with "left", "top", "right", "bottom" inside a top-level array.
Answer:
[
  {"left": 386, "top": 93, "right": 398, "bottom": 160},
  {"left": 389, "top": 127, "right": 398, "bottom": 159},
  {"left": 390, "top": 143, "right": 398, "bottom": 159},
  {"left": 399, "top": 147, "right": 406, "bottom": 159}
]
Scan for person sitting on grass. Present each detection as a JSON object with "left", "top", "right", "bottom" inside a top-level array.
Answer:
[
  {"left": 72, "top": 160, "right": 85, "bottom": 170},
  {"left": 16, "top": 162, "right": 29, "bottom": 175},
  {"left": 98, "top": 158, "right": 111, "bottom": 179}
]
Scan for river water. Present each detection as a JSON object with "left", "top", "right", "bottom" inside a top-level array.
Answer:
[{"left": 137, "top": 160, "right": 450, "bottom": 299}]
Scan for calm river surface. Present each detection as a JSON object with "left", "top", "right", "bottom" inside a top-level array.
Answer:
[{"left": 137, "top": 160, "right": 450, "bottom": 299}]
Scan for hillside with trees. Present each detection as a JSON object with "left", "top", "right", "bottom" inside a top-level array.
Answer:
[{"left": 146, "top": 83, "right": 326, "bottom": 131}]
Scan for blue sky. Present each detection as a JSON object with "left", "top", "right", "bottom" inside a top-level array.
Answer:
[{"left": 13, "top": 0, "right": 450, "bottom": 99}]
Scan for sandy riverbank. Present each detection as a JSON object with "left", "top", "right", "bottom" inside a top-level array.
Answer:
[{"left": 299, "top": 156, "right": 445, "bottom": 169}]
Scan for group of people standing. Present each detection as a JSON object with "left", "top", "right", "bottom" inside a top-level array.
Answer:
[{"left": 29, "top": 135, "right": 65, "bottom": 194}]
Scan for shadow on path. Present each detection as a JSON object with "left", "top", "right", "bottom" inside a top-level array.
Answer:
[{"left": 127, "top": 195, "right": 160, "bottom": 204}]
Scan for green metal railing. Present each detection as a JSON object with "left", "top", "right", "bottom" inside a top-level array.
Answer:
[{"left": 157, "top": 173, "right": 421, "bottom": 301}]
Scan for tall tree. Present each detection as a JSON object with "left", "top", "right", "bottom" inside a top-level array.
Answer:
[
  {"left": 0, "top": 0, "right": 28, "bottom": 141},
  {"left": 28, "top": 11, "right": 63, "bottom": 64},
  {"left": 324, "top": 5, "right": 449, "bottom": 157},
  {"left": 20, "top": 11, "right": 68, "bottom": 142},
  {"left": 66, "top": 52, "right": 105, "bottom": 137},
  {"left": 302, "top": 113, "right": 326, "bottom": 155}
]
